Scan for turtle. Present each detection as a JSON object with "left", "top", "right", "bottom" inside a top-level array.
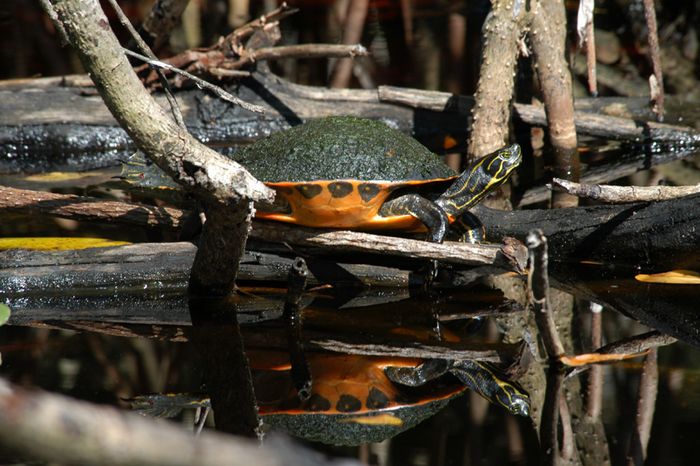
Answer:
[
  {"left": 129, "top": 352, "right": 530, "bottom": 446},
  {"left": 255, "top": 353, "right": 530, "bottom": 445},
  {"left": 122, "top": 116, "right": 521, "bottom": 243}
]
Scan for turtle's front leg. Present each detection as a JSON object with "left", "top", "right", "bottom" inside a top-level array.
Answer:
[
  {"left": 446, "top": 211, "right": 486, "bottom": 244},
  {"left": 380, "top": 194, "right": 449, "bottom": 243}
]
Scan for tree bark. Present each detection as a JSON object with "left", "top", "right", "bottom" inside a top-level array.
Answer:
[{"left": 50, "top": 0, "right": 274, "bottom": 296}]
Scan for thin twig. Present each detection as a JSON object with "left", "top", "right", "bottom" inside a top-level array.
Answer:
[
  {"left": 643, "top": 0, "right": 665, "bottom": 121},
  {"left": 329, "top": 0, "right": 369, "bottom": 88},
  {"left": 228, "top": 2, "right": 299, "bottom": 53},
  {"left": 586, "top": 18, "right": 598, "bottom": 96},
  {"left": 104, "top": 0, "right": 185, "bottom": 128},
  {"left": 123, "top": 49, "right": 266, "bottom": 114},
  {"left": 230, "top": 43, "right": 368, "bottom": 68},
  {"left": 552, "top": 178, "right": 700, "bottom": 203}
]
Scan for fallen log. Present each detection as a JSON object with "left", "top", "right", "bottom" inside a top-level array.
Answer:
[
  {"left": 2, "top": 186, "right": 697, "bottom": 272},
  {"left": 476, "top": 192, "right": 700, "bottom": 270},
  {"left": 2, "top": 72, "right": 699, "bottom": 174}
]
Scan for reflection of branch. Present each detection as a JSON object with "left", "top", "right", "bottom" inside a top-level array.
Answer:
[
  {"left": 0, "top": 378, "right": 358, "bottom": 466},
  {"left": 586, "top": 303, "right": 603, "bottom": 419},
  {"left": 566, "top": 331, "right": 675, "bottom": 376},
  {"left": 626, "top": 349, "right": 659, "bottom": 466},
  {"left": 540, "top": 368, "right": 564, "bottom": 466},
  {"left": 526, "top": 230, "right": 565, "bottom": 358},
  {"left": 553, "top": 178, "right": 700, "bottom": 203}
]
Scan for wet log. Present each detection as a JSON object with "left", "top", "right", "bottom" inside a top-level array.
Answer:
[
  {"left": 3, "top": 72, "right": 700, "bottom": 174},
  {"left": 476, "top": 192, "right": 700, "bottom": 270}
]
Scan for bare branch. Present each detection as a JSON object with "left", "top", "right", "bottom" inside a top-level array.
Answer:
[
  {"left": 123, "top": 49, "right": 265, "bottom": 113},
  {"left": 552, "top": 178, "right": 700, "bottom": 203}
]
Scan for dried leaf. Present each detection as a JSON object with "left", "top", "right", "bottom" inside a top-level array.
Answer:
[
  {"left": 635, "top": 269, "right": 700, "bottom": 285},
  {"left": 560, "top": 350, "right": 648, "bottom": 367}
]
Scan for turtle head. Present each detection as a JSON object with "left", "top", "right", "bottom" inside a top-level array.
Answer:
[
  {"left": 437, "top": 143, "right": 522, "bottom": 216},
  {"left": 482, "top": 144, "right": 522, "bottom": 184}
]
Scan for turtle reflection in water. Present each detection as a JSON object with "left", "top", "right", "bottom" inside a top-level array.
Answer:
[
  {"left": 255, "top": 353, "right": 529, "bottom": 445},
  {"left": 131, "top": 352, "right": 529, "bottom": 446},
  {"left": 123, "top": 116, "right": 521, "bottom": 243}
]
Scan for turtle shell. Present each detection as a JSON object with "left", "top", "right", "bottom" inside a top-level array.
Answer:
[
  {"left": 252, "top": 352, "right": 465, "bottom": 446},
  {"left": 234, "top": 116, "right": 457, "bottom": 229}
]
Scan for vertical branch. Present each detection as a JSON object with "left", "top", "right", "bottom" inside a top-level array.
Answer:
[
  {"left": 585, "top": 19, "right": 598, "bottom": 96},
  {"left": 586, "top": 302, "right": 604, "bottom": 419},
  {"left": 467, "top": 0, "right": 526, "bottom": 159},
  {"left": 626, "top": 349, "right": 659, "bottom": 466},
  {"left": 141, "top": 0, "right": 192, "bottom": 50},
  {"left": 329, "top": 0, "right": 369, "bottom": 88},
  {"left": 189, "top": 203, "right": 254, "bottom": 295},
  {"left": 642, "top": 0, "right": 665, "bottom": 121},
  {"left": 529, "top": 0, "right": 579, "bottom": 209},
  {"left": 526, "top": 230, "right": 565, "bottom": 359}
]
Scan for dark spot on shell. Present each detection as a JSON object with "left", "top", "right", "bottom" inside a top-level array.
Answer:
[
  {"left": 275, "top": 186, "right": 294, "bottom": 195},
  {"left": 98, "top": 19, "right": 110, "bottom": 30},
  {"left": 358, "top": 183, "right": 380, "bottom": 202},
  {"left": 336, "top": 394, "right": 362, "bottom": 413},
  {"left": 328, "top": 182, "right": 353, "bottom": 198},
  {"left": 295, "top": 184, "right": 323, "bottom": 199},
  {"left": 305, "top": 393, "right": 331, "bottom": 412},
  {"left": 366, "top": 387, "right": 390, "bottom": 409}
]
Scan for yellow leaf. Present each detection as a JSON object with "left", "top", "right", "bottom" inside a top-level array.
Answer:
[
  {"left": 0, "top": 237, "right": 130, "bottom": 251},
  {"left": 635, "top": 270, "right": 700, "bottom": 285},
  {"left": 560, "top": 351, "right": 648, "bottom": 367},
  {"left": 24, "top": 172, "right": 97, "bottom": 182},
  {"left": 339, "top": 413, "right": 403, "bottom": 426}
]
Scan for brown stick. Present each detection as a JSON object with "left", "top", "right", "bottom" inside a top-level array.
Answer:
[
  {"left": 552, "top": 178, "right": 700, "bottom": 203},
  {"left": 530, "top": 0, "right": 579, "bottom": 208},
  {"left": 0, "top": 186, "right": 185, "bottom": 228},
  {"left": 585, "top": 15, "right": 598, "bottom": 96},
  {"left": 230, "top": 43, "right": 368, "bottom": 68},
  {"left": 227, "top": 2, "right": 298, "bottom": 52},
  {"left": 329, "top": 0, "right": 368, "bottom": 88},
  {"left": 376, "top": 86, "right": 700, "bottom": 143},
  {"left": 251, "top": 222, "right": 523, "bottom": 269},
  {"left": 467, "top": 0, "right": 525, "bottom": 159},
  {"left": 642, "top": 0, "right": 665, "bottom": 121},
  {"left": 141, "top": 0, "right": 192, "bottom": 50}
]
